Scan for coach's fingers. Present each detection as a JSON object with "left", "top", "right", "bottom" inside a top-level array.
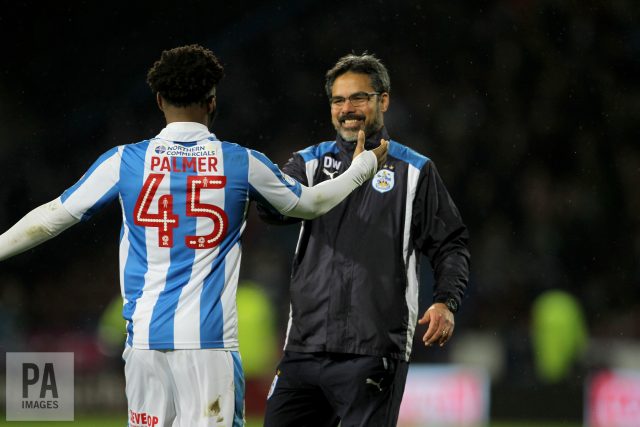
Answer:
[
  {"left": 372, "top": 139, "right": 388, "bottom": 169},
  {"left": 352, "top": 129, "right": 366, "bottom": 160},
  {"left": 419, "top": 309, "right": 441, "bottom": 347},
  {"left": 423, "top": 322, "right": 444, "bottom": 347},
  {"left": 437, "top": 324, "right": 455, "bottom": 347}
]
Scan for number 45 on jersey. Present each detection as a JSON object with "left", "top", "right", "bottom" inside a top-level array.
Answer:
[{"left": 134, "top": 173, "right": 228, "bottom": 249}]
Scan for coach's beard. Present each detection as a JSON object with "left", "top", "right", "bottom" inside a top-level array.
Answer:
[
  {"left": 335, "top": 113, "right": 363, "bottom": 142},
  {"left": 336, "top": 113, "right": 381, "bottom": 142}
]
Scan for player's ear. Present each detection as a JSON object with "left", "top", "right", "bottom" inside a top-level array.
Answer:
[
  {"left": 156, "top": 93, "right": 164, "bottom": 111},
  {"left": 207, "top": 96, "right": 216, "bottom": 114}
]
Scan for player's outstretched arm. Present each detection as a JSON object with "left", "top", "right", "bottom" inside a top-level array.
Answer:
[
  {"left": 0, "top": 198, "right": 79, "bottom": 261},
  {"left": 285, "top": 130, "right": 388, "bottom": 219}
]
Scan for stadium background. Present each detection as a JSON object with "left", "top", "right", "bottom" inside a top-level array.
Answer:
[{"left": 0, "top": 1, "right": 638, "bottom": 425}]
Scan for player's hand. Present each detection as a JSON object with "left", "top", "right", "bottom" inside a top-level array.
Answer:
[
  {"left": 418, "top": 302, "right": 455, "bottom": 348},
  {"left": 353, "top": 129, "right": 388, "bottom": 169}
]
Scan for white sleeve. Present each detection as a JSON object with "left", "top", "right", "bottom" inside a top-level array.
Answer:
[
  {"left": 286, "top": 151, "right": 377, "bottom": 219},
  {"left": 249, "top": 149, "right": 377, "bottom": 220},
  {"left": 0, "top": 198, "right": 79, "bottom": 261}
]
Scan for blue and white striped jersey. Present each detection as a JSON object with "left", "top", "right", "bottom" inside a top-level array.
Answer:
[{"left": 60, "top": 122, "right": 304, "bottom": 350}]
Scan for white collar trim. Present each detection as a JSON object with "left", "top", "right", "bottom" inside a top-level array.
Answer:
[{"left": 155, "top": 122, "right": 216, "bottom": 143}]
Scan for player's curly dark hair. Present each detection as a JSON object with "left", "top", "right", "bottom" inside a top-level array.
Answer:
[{"left": 147, "top": 44, "right": 224, "bottom": 107}]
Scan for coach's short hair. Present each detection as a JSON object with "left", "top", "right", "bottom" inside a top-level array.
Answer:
[
  {"left": 147, "top": 44, "right": 224, "bottom": 107},
  {"left": 324, "top": 53, "right": 390, "bottom": 97}
]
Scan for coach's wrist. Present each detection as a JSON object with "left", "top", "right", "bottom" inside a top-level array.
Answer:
[{"left": 434, "top": 298, "right": 458, "bottom": 314}]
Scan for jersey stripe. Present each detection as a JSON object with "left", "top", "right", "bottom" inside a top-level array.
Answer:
[
  {"left": 403, "top": 164, "right": 422, "bottom": 360},
  {"left": 200, "top": 251, "right": 226, "bottom": 348},
  {"left": 197, "top": 141, "right": 230, "bottom": 347},
  {"left": 304, "top": 159, "right": 318, "bottom": 186},
  {"left": 232, "top": 351, "right": 245, "bottom": 427},
  {"left": 222, "top": 240, "right": 241, "bottom": 347},
  {"left": 120, "top": 142, "right": 151, "bottom": 347},
  {"left": 118, "top": 197, "right": 131, "bottom": 344},
  {"left": 219, "top": 144, "right": 249, "bottom": 348}
]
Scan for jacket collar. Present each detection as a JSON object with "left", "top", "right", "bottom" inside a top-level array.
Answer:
[
  {"left": 155, "top": 122, "right": 216, "bottom": 143},
  {"left": 336, "top": 126, "right": 390, "bottom": 155}
]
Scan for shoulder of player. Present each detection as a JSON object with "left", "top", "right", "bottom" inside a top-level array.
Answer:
[
  {"left": 213, "top": 140, "right": 268, "bottom": 159},
  {"left": 216, "top": 139, "right": 243, "bottom": 150},
  {"left": 122, "top": 139, "right": 155, "bottom": 153}
]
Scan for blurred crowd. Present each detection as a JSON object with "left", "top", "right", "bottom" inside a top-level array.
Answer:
[{"left": 0, "top": 0, "right": 638, "bottom": 400}]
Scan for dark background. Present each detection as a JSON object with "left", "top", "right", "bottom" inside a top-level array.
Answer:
[{"left": 0, "top": 0, "right": 638, "bottom": 421}]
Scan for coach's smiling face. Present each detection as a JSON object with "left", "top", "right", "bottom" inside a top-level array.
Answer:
[{"left": 330, "top": 71, "right": 389, "bottom": 142}]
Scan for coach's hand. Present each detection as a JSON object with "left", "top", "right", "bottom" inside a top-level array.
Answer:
[
  {"left": 418, "top": 303, "right": 455, "bottom": 348},
  {"left": 353, "top": 129, "right": 388, "bottom": 169}
]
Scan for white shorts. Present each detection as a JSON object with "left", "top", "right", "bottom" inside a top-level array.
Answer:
[{"left": 123, "top": 347, "right": 245, "bottom": 427}]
